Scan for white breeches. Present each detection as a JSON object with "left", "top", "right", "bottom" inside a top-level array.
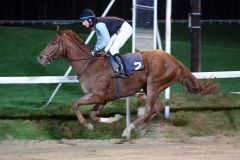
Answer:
[{"left": 104, "top": 21, "right": 132, "bottom": 55}]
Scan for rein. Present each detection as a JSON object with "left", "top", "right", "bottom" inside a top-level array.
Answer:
[
  {"left": 68, "top": 56, "right": 94, "bottom": 61},
  {"left": 76, "top": 57, "right": 95, "bottom": 78}
]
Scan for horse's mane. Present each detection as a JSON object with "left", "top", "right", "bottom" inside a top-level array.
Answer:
[{"left": 61, "top": 29, "right": 84, "bottom": 45}]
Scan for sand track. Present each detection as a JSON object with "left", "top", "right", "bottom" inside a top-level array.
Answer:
[{"left": 1, "top": 136, "right": 240, "bottom": 160}]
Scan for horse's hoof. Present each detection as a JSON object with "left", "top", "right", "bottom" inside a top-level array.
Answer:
[
  {"left": 121, "top": 123, "right": 135, "bottom": 137},
  {"left": 87, "top": 123, "right": 94, "bottom": 131},
  {"left": 122, "top": 128, "right": 130, "bottom": 137},
  {"left": 139, "top": 129, "right": 147, "bottom": 137}
]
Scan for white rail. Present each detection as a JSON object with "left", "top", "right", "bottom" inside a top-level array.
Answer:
[
  {"left": 0, "top": 76, "right": 78, "bottom": 84},
  {"left": 0, "top": 71, "right": 240, "bottom": 84},
  {"left": 193, "top": 71, "right": 240, "bottom": 79}
]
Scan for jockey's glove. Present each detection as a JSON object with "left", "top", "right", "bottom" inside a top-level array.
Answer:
[{"left": 91, "top": 49, "right": 99, "bottom": 56}]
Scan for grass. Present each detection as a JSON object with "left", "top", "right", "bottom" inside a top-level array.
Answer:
[
  {"left": 0, "top": 119, "right": 130, "bottom": 140},
  {"left": 170, "top": 92, "right": 240, "bottom": 109},
  {"left": 0, "top": 24, "right": 240, "bottom": 140},
  {"left": 169, "top": 109, "right": 240, "bottom": 137}
]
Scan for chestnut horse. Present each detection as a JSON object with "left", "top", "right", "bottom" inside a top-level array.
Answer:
[{"left": 38, "top": 27, "right": 217, "bottom": 137}]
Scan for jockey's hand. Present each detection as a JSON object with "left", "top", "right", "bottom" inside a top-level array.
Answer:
[{"left": 91, "top": 49, "right": 99, "bottom": 56}]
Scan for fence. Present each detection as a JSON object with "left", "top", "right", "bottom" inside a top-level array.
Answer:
[
  {"left": 1, "top": 19, "right": 240, "bottom": 25},
  {"left": 1, "top": 71, "right": 240, "bottom": 119},
  {"left": 1, "top": 71, "right": 240, "bottom": 84}
]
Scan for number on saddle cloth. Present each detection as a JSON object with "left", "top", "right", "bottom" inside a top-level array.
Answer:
[{"left": 122, "top": 52, "right": 144, "bottom": 75}]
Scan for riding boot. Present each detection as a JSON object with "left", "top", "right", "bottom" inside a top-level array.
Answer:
[{"left": 113, "top": 54, "right": 127, "bottom": 78}]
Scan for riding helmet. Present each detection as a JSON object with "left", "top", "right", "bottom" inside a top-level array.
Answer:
[{"left": 79, "top": 9, "right": 96, "bottom": 21}]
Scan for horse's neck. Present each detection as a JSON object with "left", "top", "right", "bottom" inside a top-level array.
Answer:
[
  {"left": 70, "top": 60, "right": 85, "bottom": 77},
  {"left": 66, "top": 43, "right": 92, "bottom": 76}
]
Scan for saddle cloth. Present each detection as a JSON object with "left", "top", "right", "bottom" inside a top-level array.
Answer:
[
  {"left": 123, "top": 52, "right": 144, "bottom": 75},
  {"left": 109, "top": 52, "right": 144, "bottom": 75}
]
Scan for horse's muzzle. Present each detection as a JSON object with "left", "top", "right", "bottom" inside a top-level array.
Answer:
[{"left": 37, "top": 54, "right": 52, "bottom": 65}]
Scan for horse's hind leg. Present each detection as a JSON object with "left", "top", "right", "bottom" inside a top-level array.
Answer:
[
  {"left": 90, "top": 104, "right": 123, "bottom": 123},
  {"left": 122, "top": 90, "right": 164, "bottom": 137}
]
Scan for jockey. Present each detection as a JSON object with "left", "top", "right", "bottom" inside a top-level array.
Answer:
[{"left": 79, "top": 9, "right": 133, "bottom": 78}]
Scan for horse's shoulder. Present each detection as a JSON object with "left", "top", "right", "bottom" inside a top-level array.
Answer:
[{"left": 93, "top": 54, "right": 110, "bottom": 67}]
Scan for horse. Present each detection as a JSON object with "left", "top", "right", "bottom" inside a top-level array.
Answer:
[{"left": 37, "top": 27, "right": 217, "bottom": 137}]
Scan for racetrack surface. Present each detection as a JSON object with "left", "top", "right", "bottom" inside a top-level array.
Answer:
[{"left": 1, "top": 136, "right": 240, "bottom": 160}]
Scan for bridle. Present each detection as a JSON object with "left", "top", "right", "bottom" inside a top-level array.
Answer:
[{"left": 41, "top": 35, "right": 66, "bottom": 63}]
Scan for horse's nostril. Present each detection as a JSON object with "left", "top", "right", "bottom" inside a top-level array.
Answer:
[{"left": 37, "top": 55, "right": 44, "bottom": 64}]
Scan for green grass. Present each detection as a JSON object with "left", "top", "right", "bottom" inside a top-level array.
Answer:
[
  {"left": 0, "top": 119, "right": 132, "bottom": 140},
  {"left": 170, "top": 92, "right": 240, "bottom": 109},
  {"left": 169, "top": 109, "right": 240, "bottom": 137},
  {"left": 0, "top": 24, "right": 240, "bottom": 140}
]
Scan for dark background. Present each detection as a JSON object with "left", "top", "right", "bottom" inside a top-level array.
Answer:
[{"left": 0, "top": 0, "right": 240, "bottom": 20}]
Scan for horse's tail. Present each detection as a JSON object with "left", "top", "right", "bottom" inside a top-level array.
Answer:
[{"left": 178, "top": 62, "right": 218, "bottom": 94}]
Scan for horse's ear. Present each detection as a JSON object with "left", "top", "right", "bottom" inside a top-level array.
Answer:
[{"left": 57, "top": 26, "right": 62, "bottom": 35}]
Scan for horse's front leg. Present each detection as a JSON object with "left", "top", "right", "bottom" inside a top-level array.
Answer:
[
  {"left": 72, "top": 93, "right": 104, "bottom": 130},
  {"left": 90, "top": 104, "right": 123, "bottom": 123}
]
